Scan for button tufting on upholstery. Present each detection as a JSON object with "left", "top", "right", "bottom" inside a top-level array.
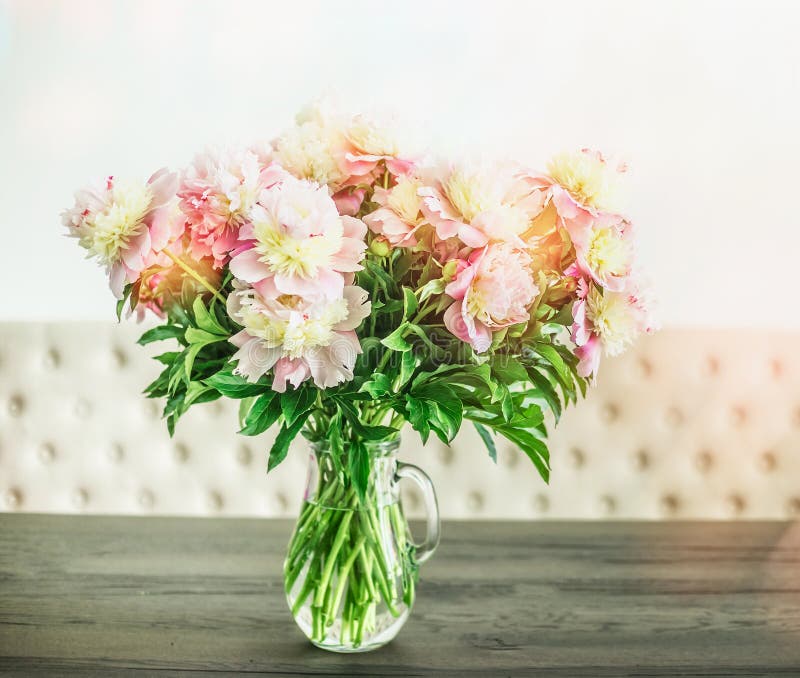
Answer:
[
  {"left": 209, "top": 401, "right": 224, "bottom": 417},
  {"left": 599, "top": 495, "right": 616, "bottom": 515},
  {"left": 636, "top": 357, "right": 653, "bottom": 378},
  {"left": 660, "top": 494, "right": 680, "bottom": 516},
  {"left": 533, "top": 494, "right": 549, "bottom": 514},
  {"left": 236, "top": 444, "right": 252, "bottom": 466},
  {"left": 569, "top": 446, "right": 586, "bottom": 468},
  {"left": 72, "top": 488, "right": 89, "bottom": 509},
  {"left": 173, "top": 442, "right": 190, "bottom": 463},
  {"left": 601, "top": 402, "right": 619, "bottom": 423},
  {"left": 759, "top": 451, "right": 777, "bottom": 473},
  {"left": 695, "top": 450, "right": 714, "bottom": 473},
  {"left": 143, "top": 400, "right": 160, "bottom": 419},
  {"left": 731, "top": 405, "right": 747, "bottom": 428},
  {"left": 726, "top": 494, "right": 746, "bottom": 516},
  {"left": 502, "top": 446, "right": 519, "bottom": 468},
  {"left": 437, "top": 444, "right": 454, "bottom": 465},
  {"left": 4, "top": 325, "right": 800, "bottom": 520},
  {"left": 633, "top": 449, "right": 650, "bottom": 471},
  {"left": 138, "top": 489, "right": 155, "bottom": 509},
  {"left": 111, "top": 347, "right": 128, "bottom": 368},
  {"left": 4, "top": 488, "right": 22, "bottom": 510},
  {"left": 7, "top": 394, "right": 24, "bottom": 417},
  {"left": 38, "top": 442, "right": 56, "bottom": 464},
  {"left": 108, "top": 442, "right": 124, "bottom": 463},
  {"left": 466, "top": 491, "right": 484, "bottom": 512},
  {"left": 665, "top": 407, "right": 684, "bottom": 428},
  {"left": 43, "top": 348, "right": 60, "bottom": 369},
  {"left": 208, "top": 491, "right": 223, "bottom": 511},
  {"left": 74, "top": 398, "right": 92, "bottom": 419}
]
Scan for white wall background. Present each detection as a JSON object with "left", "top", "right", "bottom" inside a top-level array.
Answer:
[{"left": 0, "top": 0, "right": 797, "bottom": 326}]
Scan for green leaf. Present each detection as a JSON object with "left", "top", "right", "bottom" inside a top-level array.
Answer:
[
  {"left": 348, "top": 439, "right": 371, "bottom": 501},
  {"left": 153, "top": 351, "right": 181, "bottom": 366},
  {"left": 192, "top": 296, "right": 228, "bottom": 336},
  {"left": 238, "top": 396, "right": 255, "bottom": 428},
  {"left": 404, "top": 397, "right": 430, "bottom": 444},
  {"left": 527, "top": 367, "right": 563, "bottom": 422},
  {"left": 185, "top": 327, "right": 225, "bottom": 345},
  {"left": 417, "top": 278, "right": 445, "bottom": 303},
  {"left": 496, "top": 426, "right": 550, "bottom": 483},
  {"left": 360, "top": 373, "right": 393, "bottom": 398},
  {"left": 328, "top": 411, "right": 346, "bottom": 475},
  {"left": 405, "top": 323, "right": 442, "bottom": 354},
  {"left": 398, "top": 350, "right": 418, "bottom": 388},
  {"left": 402, "top": 286, "right": 418, "bottom": 319},
  {"left": 183, "top": 382, "right": 221, "bottom": 408},
  {"left": 409, "top": 383, "right": 463, "bottom": 443},
  {"left": 430, "top": 401, "right": 462, "bottom": 443},
  {"left": 381, "top": 323, "right": 412, "bottom": 352},
  {"left": 281, "top": 387, "right": 315, "bottom": 426},
  {"left": 364, "top": 260, "right": 397, "bottom": 295},
  {"left": 268, "top": 409, "right": 312, "bottom": 471},
  {"left": 240, "top": 391, "right": 281, "bottom": 436},
  {"left": 205, "top": 365, "right": 269, "bottom": 399},
  {"left": 116, "top": 283, "right": 133, "bottom": 322},
  {"left": 183, "top": 327, "right": 228, "bottom": 380},
  {"left": 138, "top": 325, "right": 185, "bottom": 346},
  {"left": 535, "top": 343, "right": 573, "bottom": 393},
  {"left": 491, "top": 355, "right": 528, "bottom": 384},
  {"left": 473, "top": 422, "right": 497, "bottom": 463}
]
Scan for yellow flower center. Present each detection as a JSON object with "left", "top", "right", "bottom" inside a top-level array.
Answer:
[
  {"left": 89, "top": 180, "right": 153, "bottom": 264},
  {"left": 586, "top": 287, "right": 638, "bottom": 356},
  {"left": 346, "top": 115, "right": 398, "bottom": 156},
  {"left": 585, "top": 226, "right": 630, "bottom": 279},
  {"left": 547, "top": 151, "right": 624, "bottom": 212},
  {"left": 443, "top": 166, "right": 503, "bottom": 223},
  {"left": 387, "top": 176, "right": 422, "bottom": 223}
]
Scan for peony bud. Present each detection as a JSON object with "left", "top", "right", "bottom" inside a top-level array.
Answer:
[
  {"left": 369, "top": 236, "right": 391, "bottom": 257},
  {"left": 442, "top": 259, "right": 459, "bottom": 282}
]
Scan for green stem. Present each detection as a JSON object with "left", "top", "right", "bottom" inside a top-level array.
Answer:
[
  {"left": 328, "top": 535, "right": 366, "bottom": 622},
  {"left": 313, "top": 511, "right": 353, "bottom": 609}
]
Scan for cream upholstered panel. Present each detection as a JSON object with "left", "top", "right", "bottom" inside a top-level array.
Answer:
[{"left": 1, "top": 323, "right": 798, "bottom": 519}]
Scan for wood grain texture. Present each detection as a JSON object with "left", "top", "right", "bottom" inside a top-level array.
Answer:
[{"left": 2, "top": 515, "right": 800, "bottom": 676}]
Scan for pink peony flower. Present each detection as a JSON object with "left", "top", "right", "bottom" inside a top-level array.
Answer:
[
  {"left": 569, "top": 214, "right": 634, "bottom": 291},
  {"left": 62, "top": 169, "right": 180, "bottom": 298},
  {"left": 178, "top": 148, "right": 276, "bottom": 268},
  {"left": 571, "top": 275, "right": 656, "bottom": 378},
  {"left": 226, "top": 281, "right": 371, "bottom": 392},
  {"left": 419, "top": 163, "right": 539, "bottom": 248},
  {"left": 229, "top": 175, "right": 368, "bottom": 300},
  {"left": 443, "top": 243, "right": 538, "bottom": 352},
  {"left": 338, "top": 113, "right": 415, "bottom": 183},
  {"left": 363, "top": 174, "right": 425, "bottom": 247},
  {"left": 519, "top": 149, "right": 628, "bottom": 238}
]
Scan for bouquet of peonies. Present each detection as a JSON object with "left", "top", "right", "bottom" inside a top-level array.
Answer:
[{"left": 64, "top": 101, "right": 655, "bottom": 651}]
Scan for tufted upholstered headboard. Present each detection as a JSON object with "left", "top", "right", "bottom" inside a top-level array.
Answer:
[{"left": 1, "top": 323, "right": 798, "bottom": 519}]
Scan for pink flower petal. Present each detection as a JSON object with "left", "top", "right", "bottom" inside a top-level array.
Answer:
[{"left": 229, "top": 248, "right": 267, "bottom": 283}]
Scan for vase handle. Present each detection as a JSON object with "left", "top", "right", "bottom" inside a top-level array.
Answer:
[{"left": 396, "top": 462, "right": 440, "bottom": 564}]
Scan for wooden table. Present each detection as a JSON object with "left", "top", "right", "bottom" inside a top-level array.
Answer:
[{"left": 2, "top": 515, "right": 800, "bottom": 676}]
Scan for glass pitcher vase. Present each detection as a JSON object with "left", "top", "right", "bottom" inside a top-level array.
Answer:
[{"left": 283, "top": 438, "right": 440, "bottom": 652}]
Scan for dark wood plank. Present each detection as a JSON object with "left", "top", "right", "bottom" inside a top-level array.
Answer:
[{"left": 2, "top": 515, "right": 800, "bottom": 676}]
